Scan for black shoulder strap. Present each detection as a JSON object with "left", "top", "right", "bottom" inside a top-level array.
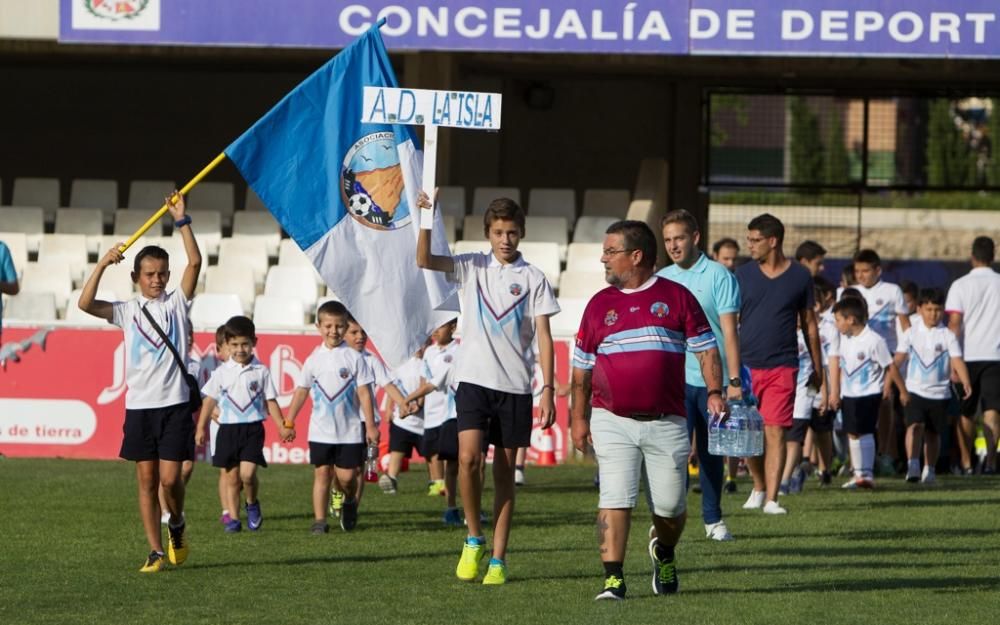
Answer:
[{"left": 140, "top": 303, "right": 187, "bottom": 373}]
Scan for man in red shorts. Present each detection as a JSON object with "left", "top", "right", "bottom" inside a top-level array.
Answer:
[{"left": 736, "top": 214, "right": 823, "bottom": 514}]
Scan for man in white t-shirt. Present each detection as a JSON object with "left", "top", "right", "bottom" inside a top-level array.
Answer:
[
  {"left": 417, "top": 191, "right": 559, "bottom": 586},
  {"left": 946, "top": 236, "right": 1000, "bottom": 475},
  {"left": 78, "top": 191, "right": 200, "bottom": 573}
]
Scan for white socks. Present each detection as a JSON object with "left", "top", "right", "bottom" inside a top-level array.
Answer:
[{"left": 848, "top": 435, "right": 876, "bottom": 479}]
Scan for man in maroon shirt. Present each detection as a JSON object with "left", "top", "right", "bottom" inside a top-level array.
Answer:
[{"left": 570, "top": 220, "right": 725, "bottom": 601}]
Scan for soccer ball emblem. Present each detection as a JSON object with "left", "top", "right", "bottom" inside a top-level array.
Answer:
[{"left": 349, "top": 193, "right": 373, "bottom": 218}]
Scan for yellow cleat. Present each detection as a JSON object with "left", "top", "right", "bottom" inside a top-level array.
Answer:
[
  {"left": 455, "top": 539, "right": 486, "bottom": 581},
  {"left": 139, "top": 551, "right": 165, "bottom": 573},
  {"left": 166, "top": 523, "right": 188, "bottom": 566},
  {"left": 427, "top": 481, "right": 446, "bottom": 497},
  {"left": 482, "top": 561, "right": 507, "bottom": 585}
]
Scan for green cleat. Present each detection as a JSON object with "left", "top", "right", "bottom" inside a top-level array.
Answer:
[
  {"left": 330, "top": 490, "right": 344, "bottom": 517},
  {"left": 455, "top": 537, "right": 486, "bottom": 581},
  {"left": 482, "top": 559, "right": 507, "bottom": 585}
]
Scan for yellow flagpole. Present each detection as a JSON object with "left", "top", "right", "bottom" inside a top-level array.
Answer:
[{"left": 118, "top": 152, "right": 229, "bottom": 253}]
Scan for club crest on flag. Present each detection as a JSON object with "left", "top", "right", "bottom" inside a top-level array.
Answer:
[{"left": 341, "top": 131, "right": 411, "bottom": 230}]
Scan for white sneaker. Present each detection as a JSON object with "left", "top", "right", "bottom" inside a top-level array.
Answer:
[
  {"left": 705, "top": 520, "right": 733, "bottom": 541},
  {"left": 742, "top": 490, "right": 765, "bottom": 510},
  {"left": 160, "top": 511, "right": 170, "bottom": 525},
  {"left": 648, "top": 524, "right": 657, "bottom": 540},
  {"left": 762, "top": 500, "right": 787, "bottom": 515},
  {"left": 514, "top": 468, "right": 526, "bottom": 486},
  {"left": 905, "top": 461, "right": 920, "bottom": 483},
  {"left": 921, "top": 466, "right": 936, "bottom": 485}
]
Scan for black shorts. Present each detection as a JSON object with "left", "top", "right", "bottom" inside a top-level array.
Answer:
[
  {"left": 456, "top": 382, "right": 532, "bottom": 449},
  {"left": 841, "top": 394, "right": 881, "bottom": 435},
  {"left": 810, "top": 408, "right": 835, "bottom": 433},
  {"left": 389, "top": 422, "right": 424, "bottom": 457},
  {"left": 788, "top": 419, "right": 810, "bottom": 444},
  {"left": 119, "top": 402, "right": 194, "bottom": 462},
  {"left": 904, "top": 394, "right": 949, "bottom": 434},
  {"left": 961, "top": 361, "right": 1000, "bottom": 416},
  {"left": 309, "top": 442, "right": 364, "bottom": 468},
  {"left": 213, "top": 422, "right": 267, "bottom": 469}
]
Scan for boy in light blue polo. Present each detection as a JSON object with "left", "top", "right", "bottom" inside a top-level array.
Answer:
[{"left": 658, "top": 210, "right": 743, "bottom": 541}]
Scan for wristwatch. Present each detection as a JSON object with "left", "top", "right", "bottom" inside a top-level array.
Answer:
[{"left": 728, "top": 377, "right": 742, "bottom": 388}]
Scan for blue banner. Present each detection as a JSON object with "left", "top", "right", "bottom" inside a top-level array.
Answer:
[{"left": 60, "top": 0, "right": 1000, "bottom": 58}]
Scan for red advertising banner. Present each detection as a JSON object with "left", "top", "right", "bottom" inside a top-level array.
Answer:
[{"left": 0, "top": 327, "right": 572, "bottom": 465}]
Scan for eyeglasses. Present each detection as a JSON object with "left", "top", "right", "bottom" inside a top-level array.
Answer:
[{"left": 602, "top": 248, "right": 633, "bottom": 257}]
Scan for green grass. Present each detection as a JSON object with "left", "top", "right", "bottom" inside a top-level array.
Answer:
[{"left": 1, "top": 459, "right": 998, "bottom": 625}]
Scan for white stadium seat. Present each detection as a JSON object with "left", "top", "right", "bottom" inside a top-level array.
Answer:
[
  {"left": 38, "top": 234, "right": 88, "bottom": 282},
  {"left": 128, "top": 180, "right": 177, "bottom": 210},
  {"left": 565, "top": 242, "right": 605, "bottom": 272},
  {"left": 204, "top": 265, "right": 257, "bottom": 312},
  {"left": 558, "top": 271, "right": 606, "bottom": 299},
  {"left": 528, "top": 188, "right": 576, "bottom": 222},
  {"left": 187, "top": 181, "right": 236, "bottom": 229},
  {"left": 0, "top": 207, "right": 45, "bottom": 253},
  {"left": 245, "top": 186, "right": 268, "bottom": 212},
  {"left": 472, "top": 186, "right": 520, "bottom": 212},
  {"left": 437, "top": 186, "right": 467, "bottom": 219},
  {"left": 232, "top": 211, "right": 282, "bottom": 257},
  {"left": 217, "top": 238, "right": 269, "bottom": 285},
  {"left": 190, "top": 293, "right": 243, "bottom": 330},
  {"left": 4, "top": 292, "right": 57, "bottom": 322},
  {"left": 169, "top": 209, "right": 221, "bottom": 257},
  {"left": 462, "top": 215, "right": 483, "bottom": 241},
  {"left": 264, "top": 265, "right": 319, "bottom": 311},
  {"left": 84, "top": 259, "right": 136, "bottom": 301},
  {"left": 114, "top": 208, "right": 163, "bottom": 238},
  {"left": 0, "top": 232, "right": 29, "bottom": 271},
  {"left": 70, "top": 178, "right": 118, "bottom": 210},
  {"left": 20, "top": 261, "right": 73, "bottom": 311},
  {"left": 65, "top": 289, "right": 116, "bottom": 325},
  {"left": 525, "top": 216, "right": 568, "bottom": 260},
  {"left": 550, "top": 297, "right": 589, "bottom": 337},
  {"left": 55, "top": 208, "right": 103, "bottom": 254},
  {"left": 573, "top": 216, "right": 619, "bottom": 244},
  {"left": 516, "top": 241, "right": 561, "bottom": 287},
  {"left": 453, "top": 240, "right": 490, "bottom": 256},
  {"left": 442, "top": 215, "right": 457, "bottom": 244},
  {"left": 253, "top": 295, "right": 306, "bottom": 329},
  {"left": 13, "top": 177, "right": 59, "bottom": 223},
  {"left": 582, "top": 188, "right": 630, "bottom": 218}
]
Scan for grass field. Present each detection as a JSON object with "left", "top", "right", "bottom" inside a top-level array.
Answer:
[{"left": 1, "top": 458, "right": 998, "bottom": 625}]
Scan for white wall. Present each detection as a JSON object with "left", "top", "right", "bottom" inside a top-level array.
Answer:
[{"left": 0, "top": 0, "right": 58, "bottom": 40}]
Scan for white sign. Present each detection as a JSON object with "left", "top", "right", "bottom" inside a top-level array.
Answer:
[{"left": 362, "top": 87, "right": 502, "bottom": 130}]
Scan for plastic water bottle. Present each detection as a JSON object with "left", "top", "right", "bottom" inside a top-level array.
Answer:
[
  {"left": 708, "top": 414, "right": 725, "bottom": 456},
  {"left": 746, "top": 405, "right": 764, "bottom": 457},
  {"left": 364, "top": 444, "right": 379, "bottom": 483}
]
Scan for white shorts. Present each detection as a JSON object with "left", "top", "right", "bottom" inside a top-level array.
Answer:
[
  {"left": 209, "top": 420, "right": 220, "bottom": 457},
  {"left": 794, "top": 385, "right": 816, "bottom": 422},
  {"left": 591, "top": 408, "right": 689, "bottom": 518}
]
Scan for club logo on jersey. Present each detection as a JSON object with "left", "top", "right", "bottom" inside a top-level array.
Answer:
[
  {"left": 510, "top": 283, "right": 523, "bottom": 296},
  {"left": 249, "top": 381, "right": 260, "bottom": 394},
  {"left": 604, "top": 309, "right": 619, "bottom": 326},
  {"left": 443, "top": 355, "right": 453, "bottom": 363},
  {"left": 857, "top": 352, "right": 865, "bottom": 361},
  {"left": 339, "top": 367, "right": 350, "bottom": 379},
  {"left": 650, "top": 302, "right": 670, "bottom": 318},
  {"left": 876, "top": 299, "right": 884, "bottom": 306},
  {"left": 934, "top": 343, "right": 943, "bottom": 353}
]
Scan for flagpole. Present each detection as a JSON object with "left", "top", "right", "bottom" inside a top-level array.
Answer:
[{"left": 118, "top": 151, "right": 228, "bottom": 253}]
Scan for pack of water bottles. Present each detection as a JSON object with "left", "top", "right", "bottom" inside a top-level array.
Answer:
[{"left": 707, "top": 400, "right": 764, "bottom": 457}]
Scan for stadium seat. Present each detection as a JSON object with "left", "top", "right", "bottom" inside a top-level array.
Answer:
[
  {"left": 69, "top": 179, "right": 118, "bottom": 227},
  {"left": 278, "top": 239, "right": 324, "bottom": 285},
  {"left": 20, "top": 261, "right": 73, "bottom": 311},
  {"left": 437, "top": 186, "right": 467, "bottom": 219},
  {"left": 0, "top": 232, "right": 29, "bottom": 271},
  {"left": 453, "top": 240, "right": 490, "bottom": 256},
  {"left": 549, "top": 297, "right": 589, "bottom": 337},
  {"left": 55, "top": 208, "right": 103, "bottom": 255},
  {"left": 582, "top": 189, "right": 630, "bottom": 217},
  {"left": 441, "top": 215, "right": 457, "bottom": 244},
  {"left": 187, "top": 181, "right": 236, "bottom": 229},
  {"left": 573, "top": 216, "right": 619, "bottom": 244},
  {"left": 3, "top": 291, "right": 57, "bottom": 322},
  {"left": 253, "top": 295, "right": 306, "bottom": 329},
  {"left": 232, "top": 211, "right": 282, "bottom": 257},
  {"left": 245, "top": 186, "right": 267, "bottom": 212},
  {"left": 264, "top": 265, "right": 319, "bottom": 311},
  {"left": 525, "top": 216, "right": 569, "bottom": 260},
  {"left": 461, "top": 216, "right": 482, "bottom": 242},
  {"left": 472, "top": 186, "right": 520, "bottom": 213},
  {"left": 565, "top": 242, "right": 604, "bottom": 272},
  {"left": 528, "top": 188, "right": 576, "bottom": 221},
  {"left": 128, "top": 180, "right": 177, "bottom": 210},
  {"left": 218, "top": 238, "right": 269, "bottom": 285},
  {"left": 114, "top": 208, "right": 164, "bottom": 238},
  {"left": 84, "top": 259, "right": 135, "bottom": 300},
  {"left": 168, "top": 209, "right": 221, "bottom": 257},
  {"left": 65, "top": 289, "right": 116, "bottom": 325},
  {"left": 38, "top": 234, "right": 89, "bottom": 282},
  {"left": 190, "top": 293, "right": 243, "bottom": 330},
  {"left": 143, "top": 237, "right": 193, "bottom": 279},
  {"left": 12, "top": 177, "right": 59, "bottom": 223},
  {"left": 204, "top": 264, "right": 257, "bottom": 311},
  {"left": 558, "top": 271, "right": 606, "bottom": 299},
  {"left": 0, "top": 207, "right": 45, "bottom": 253},
  {"left": 517, "top": 242, "right": 561, "bottom": 287}
]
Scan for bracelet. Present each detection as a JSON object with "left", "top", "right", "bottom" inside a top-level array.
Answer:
[
  {"left": 174, "top": 215, "right": 192, "bottom": 228},
  {"left": 282, "top": 420, "right": 294, "bottom": 429},
  {"left": 707, "top": 389, "right": 723, "bottom": 398},
  {"left": 541, "top": 384, "right": 555, "bottom": 392}
]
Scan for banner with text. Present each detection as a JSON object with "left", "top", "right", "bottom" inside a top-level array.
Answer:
[
  {"left": 60, "top": 1, "right": 1000, "bottom": 58},
  {"left": 0, "top": 327, "right": 571, "bottom": 465}
]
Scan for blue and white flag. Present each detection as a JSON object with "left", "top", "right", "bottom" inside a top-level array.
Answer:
[{"left": 226, "top": 26, "right": 456, "bottom": 368}]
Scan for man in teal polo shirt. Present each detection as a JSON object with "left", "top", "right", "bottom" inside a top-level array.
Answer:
[{"left": 657, "top": 210, "right": 743, "bottom": 541}]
